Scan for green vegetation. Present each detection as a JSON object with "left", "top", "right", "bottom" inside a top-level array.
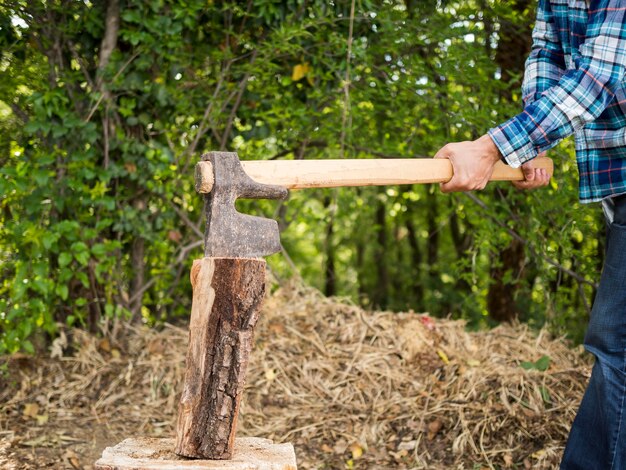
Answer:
[{"left": 0, "top": 0, "right": 601, "bottom": 354}]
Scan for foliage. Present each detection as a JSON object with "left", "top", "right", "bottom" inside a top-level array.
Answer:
[
  {"left": 0, "top": 0, "right": 601, "bottom": 354},
  {"left": 520, "top": 354, "right": 551, "bottom": 372}
]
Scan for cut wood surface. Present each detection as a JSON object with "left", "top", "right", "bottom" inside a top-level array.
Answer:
[
  {"left": 195, "top": 157, "right": 554, "bottom": 192},
  {"left": 95, "top": 437, "right": 297, "bottom": 470},
  {"left": 175, "top": 257, "right": 266, "bottom": 460}
]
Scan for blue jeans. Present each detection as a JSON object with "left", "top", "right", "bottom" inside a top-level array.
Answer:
[{"left": 561, "top": 195, "right": 626, "bottom": 469}]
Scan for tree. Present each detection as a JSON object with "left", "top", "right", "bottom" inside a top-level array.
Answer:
[{"left": 0, "top": 0, "right": 600, "bottom": 353}]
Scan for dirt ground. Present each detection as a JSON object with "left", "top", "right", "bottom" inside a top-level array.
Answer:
[{"left": 0, "top": 283, "right": 591, "bottom": 469}]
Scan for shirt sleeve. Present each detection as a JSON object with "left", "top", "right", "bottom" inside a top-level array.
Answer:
[
  {"left": 520, "top": 0, "right": 566, "bottom": 107},
  {"left": 489, "top": 0, "right": 626, "bottom": 168}
]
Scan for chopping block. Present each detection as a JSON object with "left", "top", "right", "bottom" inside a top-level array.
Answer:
[{"left": 94, "top": 437, "right": 296, "bottom": 470}]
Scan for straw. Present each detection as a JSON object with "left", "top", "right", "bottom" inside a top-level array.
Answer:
[{"left": 0, "top": 281, "right": 590, "bottom": 469}]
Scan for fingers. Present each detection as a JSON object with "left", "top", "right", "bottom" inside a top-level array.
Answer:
[
  {"left": 434, "top": 145, "right": 455, "bottom": 193},
  {"left": 537, "top": 168, "right": 551, "bottom": 186},
  {"left": 512, "top": 152, "right": 553, "bottom": 191},
  {"left": 435, "top": 143, "right": 492, "bottom": 193},
  {"left": 512, "top": 167, "right": 551, "bottom": 190},
  {"left": 435, "top": 136, "right": 501, "bottom": 193},
  {"left": 437, "top": 141, "right": 552, "bottom": 193}
]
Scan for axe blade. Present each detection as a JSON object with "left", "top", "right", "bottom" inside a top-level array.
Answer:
[{"left": 202, "top": 151, "right": 288, "bottom": 258}]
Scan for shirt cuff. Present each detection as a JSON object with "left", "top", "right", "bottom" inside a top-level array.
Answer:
[{"left": 488, "top": 115, "right": 538, "bottom": 168}]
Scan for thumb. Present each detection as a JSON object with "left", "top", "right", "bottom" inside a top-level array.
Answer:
[{"left": 434, "top": 144, "right": 451, "bottom": 160}]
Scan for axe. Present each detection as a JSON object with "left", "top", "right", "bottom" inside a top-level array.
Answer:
[
  {"left": 194, "top": 151, "right": 553, "bottom": 258},
  {"left": 175, "top": 151, "right": 553, "bottom": 460}
]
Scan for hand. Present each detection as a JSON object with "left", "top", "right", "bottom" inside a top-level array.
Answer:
[
  {"left": 512, "top": 151, "right": 552, "bottom": 190},
  {"left": 434, "top": 134, "right": 501, "bottom": 193}
]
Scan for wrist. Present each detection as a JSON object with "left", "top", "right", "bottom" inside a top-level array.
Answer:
[{"left": 477, "top": 134, "right": 502, "bottom": 164}]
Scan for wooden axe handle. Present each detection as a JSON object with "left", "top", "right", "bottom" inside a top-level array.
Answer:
[{"left": 195, "top": 157, "right": 553, "bottom": 192}]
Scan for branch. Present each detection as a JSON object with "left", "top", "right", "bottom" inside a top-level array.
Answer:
[
  {"left": 181, "top": 59, "right": 233, "bottom": 168},
  {"left": 175, "top": 240, "right": 204, "bottom": 264},
  {"left": 68, "top": 41, "right": 96, "bottom": 90},
  {"left": 9, "top": 103, "right": 28, "bottom": 124},
  {"left": 462, "top": 192, "right": 597, "bottom": 289},
  {"left": 127, "top": 278, "right": 155, "bottom": 306},
  {"left": 219, "top": 50, "right": 259, "bottom": 150},
  {"left": 166, "top": 197, "right": 204, "bottom": 239},
  {"left": 85, "top": 51, "right": 139, "bottom": 122},
  {"left": 97, "top": 0, "right": 120, "bottom": 83},
  {"left": 179, "top": 52, "right": 255, "bottom": 171},
  {"left": 340, "top": 0, "right": 356, "bottom": 157},
  {"left": 84, "top": 0, "right": 121, "bottom": 150},
  {"left": 270, "top": 140, "right": 328, "bottom": 160},
  {"left": 237, "top": 0, "right": 254, "bottom": 35},
  {"left": 126, "top": 238, "right": 204, "bottom": 307}
]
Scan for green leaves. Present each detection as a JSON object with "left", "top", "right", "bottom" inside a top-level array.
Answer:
[
  {"left": 0, "top": 0, "right": 214, "bottom": 353},
  {"left": 55, "top": 284, "right": 69, "bottom": 301},
  {"left": 520, "top": 355, "right": 551, "bottom": 372},
  {"left": 58, "top": 253, "right": 72, "bottom": 268},
  {"left": 71, "top": 242, "right": 90, "bottom": 266},
  {"left": 0, "top": 0, "right": 598, "bottom": 354}
]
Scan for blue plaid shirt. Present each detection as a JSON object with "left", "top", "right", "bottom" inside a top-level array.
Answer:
[{"left": 488, "top": 0, "right": 626, "bottom": 203}]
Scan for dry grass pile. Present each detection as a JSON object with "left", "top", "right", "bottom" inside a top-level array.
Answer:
[{"left": 0, "top": 282, "right": 590, "bottom": 469}]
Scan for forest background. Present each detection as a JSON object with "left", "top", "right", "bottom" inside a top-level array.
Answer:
[{"left": 0, "top": 0, "right": 601, "bottom": 355}]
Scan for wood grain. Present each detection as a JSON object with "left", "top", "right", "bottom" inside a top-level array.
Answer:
[
  {"left": 194, "top": 157, "right": 554, "bottom": 192},
  {"left": 175, "top": 257, "right": 266, "bottom": 460},
  {"left": 96, "top": 437, "right": 297, "bottom": 469}
]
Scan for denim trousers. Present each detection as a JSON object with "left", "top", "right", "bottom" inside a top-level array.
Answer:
[{"left": 561, "top": 195, "right": 626, "bottom": 469}]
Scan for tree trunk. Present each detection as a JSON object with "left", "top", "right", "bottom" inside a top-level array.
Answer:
[
  {"left": 426, "top": 189, "right": 439, "bottom": 279},
  {"left": 405, "top": 217, "right": 424, "bottom": 309},
  {"left": 323, "top": 195, "right": 336, "bottom": 297},
  {"left": 372, "top": 194, "right": 389, "bottom": 308},
  {"left": 449, "top": 205, "right": 473, "bottom": 294},
  {"left": 175, "top": 257, "right": 266, "bottom": 460},
  {"left": 355, "top": 232, "right": 367, "bottom": 305},
  {"left": 130, "top": 234, "right": 145, "bottom": 322},
  {"left": 486, "top": 0, "right": 532, "bottom": 322},
  {"left": 486, "top": 238, "right": 525, "bottom": 322}
]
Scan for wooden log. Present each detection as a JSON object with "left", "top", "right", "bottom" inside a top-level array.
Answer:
[{"left": 175, "top": 257, "right": 266, "bottom": 460}]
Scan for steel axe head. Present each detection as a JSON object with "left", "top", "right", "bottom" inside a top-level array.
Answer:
[{"left": 198, "top": 151, "right": 288, "bottom": 258}]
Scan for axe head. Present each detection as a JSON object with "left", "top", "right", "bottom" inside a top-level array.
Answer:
[{"left": 201, "top": 151, "right": 288, "bottom": 258}]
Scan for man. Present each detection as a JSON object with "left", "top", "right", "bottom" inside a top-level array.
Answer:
[{"left": 434, "top": 1, "right": 626, "bottom": 469}]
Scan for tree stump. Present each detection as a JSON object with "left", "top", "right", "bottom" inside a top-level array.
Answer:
[
  {"left": 175, "top": 257, "right": 266, "bottom": 459},
  {"left": 95, "top": 437, "right": 297, "bottom": 470}
]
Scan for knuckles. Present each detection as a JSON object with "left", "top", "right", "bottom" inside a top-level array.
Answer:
[{"left": 447, "top": 176, "right": 487, "bottom": 192}]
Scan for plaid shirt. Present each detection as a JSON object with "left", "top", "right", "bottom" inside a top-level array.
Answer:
[{"left": 488, "top": 0, "right": 626, "bottom": 203}]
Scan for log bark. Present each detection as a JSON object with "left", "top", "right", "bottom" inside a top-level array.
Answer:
[{"left": 175, "top": 257, "right": 266, "bottom": 460}]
